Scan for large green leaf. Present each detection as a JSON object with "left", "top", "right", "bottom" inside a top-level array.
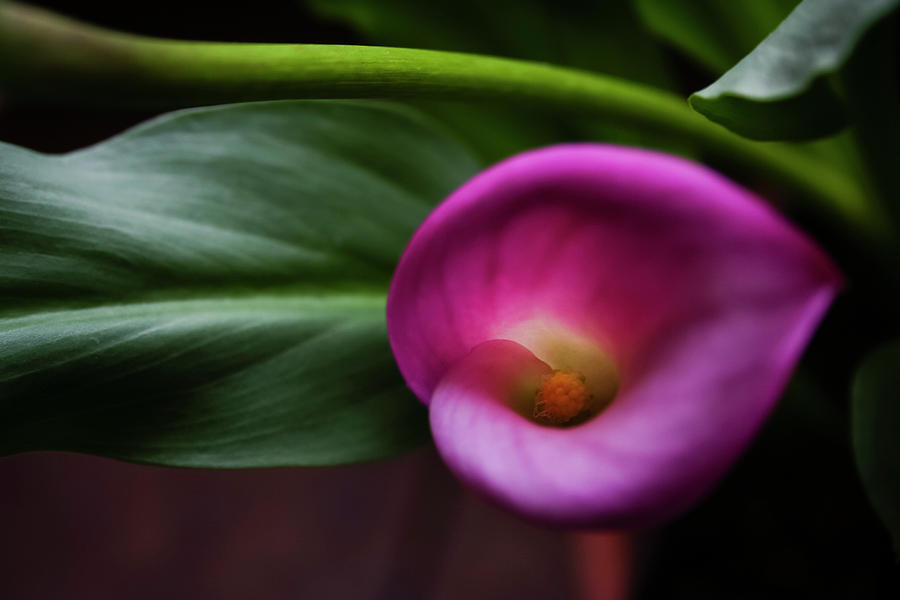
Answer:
[
  {"left": 690, "top": 0, "right": 900, "bottom": 140},
  {"left": 852, "top": 340, "right": 900, "bottom": 554},
  {"left": 635, "top": 0, "right": 799, "bottom": 74},
  {"left": 0, "top": 100, "right": 480, "bottom": 467},
  {"left": 305, "top": 0, "right": 674, "bottom": 162}
]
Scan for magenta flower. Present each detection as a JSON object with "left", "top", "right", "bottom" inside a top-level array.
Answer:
[{"left": 387, "top": 145, "right": 841, "bottom": 528}]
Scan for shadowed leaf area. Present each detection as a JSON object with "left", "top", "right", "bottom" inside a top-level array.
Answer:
[
  {"left": 853, "top": 340, "right": 900, "bottom": 556},
  {"left": 0, "top": 100, "right": 481, "bottom": 467}
]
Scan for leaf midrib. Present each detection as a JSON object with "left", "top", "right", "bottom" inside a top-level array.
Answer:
[{"left": 0, "top": 287, "right": 388, "bottom": 331}]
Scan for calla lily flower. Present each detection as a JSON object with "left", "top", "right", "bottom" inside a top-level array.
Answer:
[{"left": 387, "top": 144, "right": 841, "bottom": 528}]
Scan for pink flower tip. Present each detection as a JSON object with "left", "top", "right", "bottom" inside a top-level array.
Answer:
[{"left": 386, "top": 144, "right": 842, "bottom": 528}]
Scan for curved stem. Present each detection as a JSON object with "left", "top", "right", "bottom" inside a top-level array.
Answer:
[{"left": 0, "top": 2, "right": 886, "bottom": 239}]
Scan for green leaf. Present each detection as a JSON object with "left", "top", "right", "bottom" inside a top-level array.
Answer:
[
  {"left": 852, "top": 340, "right": 900, "bottom": 555},
  {"left": 306, "top": 0, "right": 674, "bottom": 162},
  {"left": 635, "top": 0, "right": 799, "bottom": 74},
  {"left": 635, "top": 0, "right": 868, "bottom": 192},
  {"left": 0, "top": 100, "right": 481, "bottom": 467},
  {"left": 689, "top": 0, "right": 900, "bottom": 140}
]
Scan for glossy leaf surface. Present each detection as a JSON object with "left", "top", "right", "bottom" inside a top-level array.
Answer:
[
  {"left": 690, "top": 0, "right": 899, "bottom": 140},
  {"left": 0, "top": 100, "right": 481, "bottom": 466}
]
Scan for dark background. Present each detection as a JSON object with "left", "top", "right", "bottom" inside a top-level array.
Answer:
[{"left": 1, "top": 2, "right": 899, "bottom": 598}]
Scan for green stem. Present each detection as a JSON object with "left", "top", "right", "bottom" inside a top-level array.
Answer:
[{"left": 0, "top": 2, "right": 885, "bottom": 239}]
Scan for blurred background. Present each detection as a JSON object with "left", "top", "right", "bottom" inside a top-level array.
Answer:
[{"left": 1, "top": 1, "right": 899, "bottom": 598}]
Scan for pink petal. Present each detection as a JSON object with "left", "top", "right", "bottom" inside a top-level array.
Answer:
[{"left": 387, "top": 144, "right": 841, "bottom": 526}]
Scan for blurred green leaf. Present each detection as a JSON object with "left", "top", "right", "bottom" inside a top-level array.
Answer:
[
  {"left": 852, "top": 340, "right": 900, "bottom": 555},
  {"left": 634, "top": 0, "right": 799, "bottom": 74},
  {"left": 0, "top": 100, "right": 480, "bottom": 467},
  {"left": 690, "top": 0, "right": 899, "bottom": 141},
  {"left": 306, "top": 0, "right": 674, "bottom": 162},
  {"left": 839, "top": 14, "right": 900, "bottom": 231}
]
